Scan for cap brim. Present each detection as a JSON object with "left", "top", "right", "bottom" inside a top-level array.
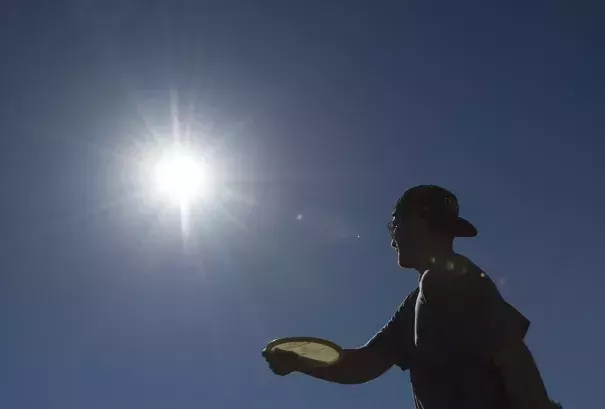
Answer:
[{"left": 453, "top": 217, "right": 478, "bottom": 237}]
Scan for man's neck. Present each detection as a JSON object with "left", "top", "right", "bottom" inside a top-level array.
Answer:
[{"left": 414, "top": 249, "right": 458, "bottom": 275}]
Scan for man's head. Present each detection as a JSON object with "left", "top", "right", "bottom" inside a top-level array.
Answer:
[{"left": 388, "top": 185, "right": 477, "bottom": 270}]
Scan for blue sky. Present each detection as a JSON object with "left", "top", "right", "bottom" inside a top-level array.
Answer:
[{"left": 1, "top": 1, "right": 603, "bottom": 408}]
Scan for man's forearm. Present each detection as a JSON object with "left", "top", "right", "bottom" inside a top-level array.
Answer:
[
  {"left": 494, "top": 341, "right": 552, "bottom": 409},
  {"left": 298, "top": 348, "right": 393, "bottom": 385}
]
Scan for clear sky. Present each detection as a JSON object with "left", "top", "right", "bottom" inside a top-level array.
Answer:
[{"left": 1, "top": 1, "right": 603, "bottom": 408}]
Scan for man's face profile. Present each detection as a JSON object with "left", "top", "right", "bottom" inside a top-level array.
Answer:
[{"left": 391, "top": 211, "right": 426, "bottom": 268}]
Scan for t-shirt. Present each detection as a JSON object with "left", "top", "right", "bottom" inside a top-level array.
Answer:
[{"left": 365, "top": 255, "right": 530, "bottom": 409}]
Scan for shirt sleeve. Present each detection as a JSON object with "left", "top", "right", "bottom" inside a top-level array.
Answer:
[
  {"left": 363, "top": 298, "right": 412, "bottom": 370},
  {"left": 419, "top": 267, "right": 530, "bottom": 361}
]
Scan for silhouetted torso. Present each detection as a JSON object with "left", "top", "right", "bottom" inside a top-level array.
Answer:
[{"left": 366, "top": 257, "right": 529, "bottom": 409}]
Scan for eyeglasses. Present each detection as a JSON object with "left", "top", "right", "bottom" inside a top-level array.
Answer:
[{"left": 387, "top": 219, "right": 398, "bottom": 240}]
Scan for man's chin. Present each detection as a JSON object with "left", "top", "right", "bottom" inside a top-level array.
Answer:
[
  {"left": 399, "top": 250, "right": 420, "bottom": 269},
  {"left": 397, "top": 253, "right": 411, "bottom": 268}
]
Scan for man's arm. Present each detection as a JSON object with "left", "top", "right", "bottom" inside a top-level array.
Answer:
[
  {"left": 494, "top": 340, "right": 552, "bottom": 409},
  {"left": 297, "top": 345, "right": 396, "bottom": 384},
  {"left": 265, "top": 301, "right": 408, "bottom": 384},
  {"left": 299, "top": 296, "right": 410, "bottom": 384}
]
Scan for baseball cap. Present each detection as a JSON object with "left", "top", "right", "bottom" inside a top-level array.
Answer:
[{"left": 390, "top": 185, "right": 478, "bottom": 238}]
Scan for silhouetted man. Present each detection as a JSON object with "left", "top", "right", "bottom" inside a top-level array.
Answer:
[{"left": 263, "top": 185, "right": 554, "bottom": 409}]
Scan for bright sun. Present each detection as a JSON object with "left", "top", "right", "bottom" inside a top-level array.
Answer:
[{"left": 153, "top": 146, "right": 210, "bottom": 206}]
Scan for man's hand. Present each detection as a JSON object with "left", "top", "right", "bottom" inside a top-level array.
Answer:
[{"left": 262, "top": 348, "right": 313, "bottom": 376}]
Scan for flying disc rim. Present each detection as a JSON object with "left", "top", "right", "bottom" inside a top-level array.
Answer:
[{"left": 266, "top": 337, "right": 343, "bottom": 365}]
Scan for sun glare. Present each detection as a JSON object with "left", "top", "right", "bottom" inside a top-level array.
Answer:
[{"left": 153, "top": 146, "right": 209, "bottom": 206}]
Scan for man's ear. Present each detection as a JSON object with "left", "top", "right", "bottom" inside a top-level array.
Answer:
[
  {"left": 418, "top": 212, "right": 441, "bottom": 233},
  {"left": 423, "top": 212, "right": 450, "bottom": 234}
]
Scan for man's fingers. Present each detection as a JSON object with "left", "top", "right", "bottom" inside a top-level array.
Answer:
[
  {"left": 265, "top": 362, "right": 282, "bottom": 375},
  {"left": 262, "top": 348, "right": 299, "bottom": 376},
  {"left": 265, "top": 356, "right": 294, "bottom": 376},
  {"left": 268, "top": 363, "right": 289, "bottom": 376}
]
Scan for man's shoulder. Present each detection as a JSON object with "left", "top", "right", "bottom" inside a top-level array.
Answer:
[
  {"left": 425, "top": 254, "right": 485, "bottom": 277},
  {"left": 420, "top": 255, "right": 500, "bottom": 302}
]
